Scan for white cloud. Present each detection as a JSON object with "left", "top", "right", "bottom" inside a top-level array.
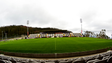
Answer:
[{"left": 0, "top": 0, "right": 112, "bottom": 37}]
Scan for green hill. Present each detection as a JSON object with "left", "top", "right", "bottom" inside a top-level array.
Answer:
[{"left": 0, "top": 25, "right": 71, "bottom": 40}]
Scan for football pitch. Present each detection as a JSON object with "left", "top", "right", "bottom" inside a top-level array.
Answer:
[{"left": 0, "top": 37, "right": 112, "bottom": 53}]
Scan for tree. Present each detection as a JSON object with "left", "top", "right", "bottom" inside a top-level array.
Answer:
[
  {"left": 84, "top": 31, "right": 94, "bottom": 37},
  {"left": 0, "top": 25, "right": 71, "bottom": 40},
  {"left": 99, "top": 29, "right": 108, "bottom": 39}
]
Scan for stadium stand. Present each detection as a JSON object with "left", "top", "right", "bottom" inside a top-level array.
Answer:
[
  {"left": 0, "top": 50, "right": 112, "bottom": 63},
  {"left": 73, "top": 33, "right": 82, "bottom": 37},
  {"left": 28, "top": 34, "right": 38, "bottom": 39},
  {"left": 28, "top": 33, "right": 82, "bottom": 39}
]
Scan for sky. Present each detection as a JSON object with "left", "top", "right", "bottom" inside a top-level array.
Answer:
[{"left": 0, "top": 0, "right": 112, "bottom": 37}]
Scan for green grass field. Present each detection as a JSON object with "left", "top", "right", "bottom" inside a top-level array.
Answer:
[{"left": 0, "top": 37, "right": 112, "bottom": 53}]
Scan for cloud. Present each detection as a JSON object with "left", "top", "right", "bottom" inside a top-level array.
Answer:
[
  {"left": 0, "top": 0, "right": 112, "bottom": 37},
  {"left": 69, "top": 28, "right": 81, "bottom": 33},
  {"left": 81, "top": 10, "right": 98, "bottom": 23},
  {"left": 0, "top": 4, "right": 55, "bottom": 27},
  {"left": 80, "top": 9, "right": 112, "bottom": 33}
]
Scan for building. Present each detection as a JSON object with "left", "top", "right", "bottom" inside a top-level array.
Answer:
[{"left": 28, "top": 33, "right": 82, "bottom": 39}]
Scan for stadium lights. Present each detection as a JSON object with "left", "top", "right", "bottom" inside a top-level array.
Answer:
[
  {"left": 27, "top": 20, "right": 29, "bottom": 39},
  {"left": 2, "top": 31, "right": 3, "bottom": 41},
  {"left": 5, "top": 33, "right": 7, "bottom": 41},
  {"left": 80, "top": 18, "right": 83, "bottom": 37}
]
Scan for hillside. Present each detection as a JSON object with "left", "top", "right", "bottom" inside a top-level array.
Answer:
[{"left": 0, "top": 25, "right": 71, "bottom": 39}]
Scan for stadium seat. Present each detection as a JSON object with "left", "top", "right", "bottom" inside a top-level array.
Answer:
[
  {"left": 1, "top": 51, "right": 112, "bottom": 63},
  {"left": 0, "top": 60, "right": 5, "bottom": 63},
  {"left": 59, "top": 60, "right": 73, "bottom": 63},
  {"left": 102, "top": 56, "right": 110, "bottom": 60},
  {"left": 1, "top": 56, "right": 11, "bottom": 61},
  {"left": 94, "top": 59, "right": 107, "bottom": 63},
  {"left": 94, "top": 54, "right": 103, "bottom": 60},
  {"left": 10, "top": 60, "right": 17, "bottom": 63},
  {"left": 108, "top": 51, "right": 112, "bottom": 56},
  {"left": 45, "top": 62, "right": 55, "bottom": 63},
  {"left": 0, "top": 56, "right": 3, "bottom": 60},
  {"left": 54, "top": 60, "right": 59, "bottom": 63},
  {"left": 107, "top": 56, "right": 112, "bottom": 63},
  {"left": 83, "top": 56, "right": 95, "bottom": 62},
  {"left": 72, "top": 58, "right": 85, "bottom": 63},
  {"left": 0, "top": 60, "right": 12, "bottom": 63},
  {"left": 100, "top": 52, "right": 111, "bottom": 57},
  {"left": 86, "top": 59, "right": 99, "bottom": 63},
  {"left": 28, "top": 59, "right": 41, "bottom": 63}
]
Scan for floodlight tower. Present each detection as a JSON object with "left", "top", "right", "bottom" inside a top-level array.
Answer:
[
  {"left": 80, "top": 18, "right": 83, "bottom": 37},
  {"left": 5, "top": 33, "right": 7, "bottom": 41},
  {"left": 111, "top": 34, "right": 112, "bottom": 39},
  {"left": 27, "top": 20, "right": 29, "bottom": 38},
  {"left": 2, "top": 31, "right": 3, "bottom": 41}
]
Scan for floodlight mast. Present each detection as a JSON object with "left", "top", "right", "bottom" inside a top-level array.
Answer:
[
  {"left": 27, "top": 20, "right": 29, "bottom": 38},
  {"left": 2, "top": 31, "right": 3, "bottom": 41},
  {"left": 80, "top": 18, "right": 83, "bottom": 37},
  {"left": 5, "top": 33, "right": 7, "bottom": 41}
]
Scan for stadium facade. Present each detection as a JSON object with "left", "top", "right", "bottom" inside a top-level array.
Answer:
[{"left": 28, "top": 33, "right": 82, "bottom": 39}]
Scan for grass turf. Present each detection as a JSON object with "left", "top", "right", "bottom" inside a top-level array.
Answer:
[{"left": 0, "top": 37, "right": 112, "bottom": 53}]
